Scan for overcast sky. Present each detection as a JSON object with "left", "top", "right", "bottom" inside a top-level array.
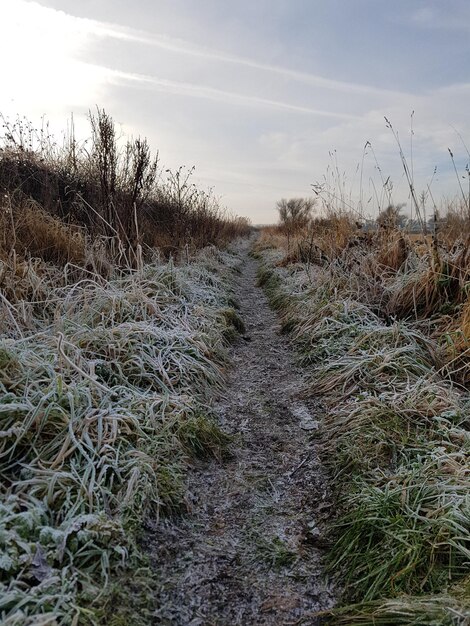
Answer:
[{"left": 1, "top": 0, "right": 470, "bottom": 223}]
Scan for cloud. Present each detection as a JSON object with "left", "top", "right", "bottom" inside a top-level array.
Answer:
[
  {"left": 26, "top": 0, "right": 414, "bottom": 101},
  {"left": 410, "top": 3, "right": 470, "bottom": 33},
  {"left": 1, "top": 0, "right": 470, "bottom": 223},
  {"left": 92, "top": 22, "right": 412, "bottom": 100},
  {"left": 0, "top": 0, "right": 114, "bottom": 125},
  {"left": 1, "top": 0, "right": 362, "bottom": 121},
  {"left": 115, "top": 71, "right": 360, "bottom": 120}
]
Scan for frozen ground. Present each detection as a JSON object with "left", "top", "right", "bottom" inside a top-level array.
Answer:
[{"left": 147, "top": 240, "right": 335, "bottom": 625}]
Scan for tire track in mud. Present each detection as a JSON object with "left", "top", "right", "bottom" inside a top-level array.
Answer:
[{"left": 148, "top": 241, "right": 335, "bottom": 625}]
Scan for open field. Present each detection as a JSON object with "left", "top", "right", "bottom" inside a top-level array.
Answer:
[
  {"left": 0, "top": 113, "right": 469, "bottom": 625},
  {"left": 0, "top": 115, "right": 250, "bottom": 624},
  {"left": 0, "top": 242, "right": 249, "bottom": 624},
  {"left": 254, "top": 218, "right": 470, "bottom": 624}
]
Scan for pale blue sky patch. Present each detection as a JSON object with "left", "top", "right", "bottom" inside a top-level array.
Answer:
[{"left": 1, "top": 0, "right": 469, "bottom": 223}]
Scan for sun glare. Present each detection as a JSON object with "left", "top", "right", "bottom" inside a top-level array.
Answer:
[{"left": 1, "top": 0, "right": 112, "bottom": 120}]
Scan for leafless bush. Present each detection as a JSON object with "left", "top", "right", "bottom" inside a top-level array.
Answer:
[{"left": 0, "top": 110, "right": 251, "bottom": 267}]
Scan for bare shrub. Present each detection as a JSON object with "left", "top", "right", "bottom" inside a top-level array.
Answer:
[{"left": 0, "top": 111, "right": 251, "bottom": 267}]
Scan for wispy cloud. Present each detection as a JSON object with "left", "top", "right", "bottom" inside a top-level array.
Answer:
[
  {"left": 1, "top": 1, "right": 353, "bottom": 123},
  {"left": 101, "top": 25, "right": 410, "bottom": 98},
  {"left": 29, "top": 0, "right": 412, "bottom": 100},
  {"left": 15, "top": 1, "right": 364, "bottom": 120},
  {"left": 410, "top": 4, "right": 470, "bottom": 33},
  {"left": 115, "top": 70, "right": 360, "bottom": 120},
  {"left": 4, "top": 0, "right": 470, "bottom": 223}
]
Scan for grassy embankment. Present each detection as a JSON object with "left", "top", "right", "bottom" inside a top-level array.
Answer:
[
  {"left": 254, "top": 215, "right": 470, "bottom": 625},
  {"left": 0, "top": 112, "right": 249, "bottom": 625}
]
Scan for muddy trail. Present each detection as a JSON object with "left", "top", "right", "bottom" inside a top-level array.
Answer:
[{"left": 148, "top": 241, "right": 335, "bottom": 625}]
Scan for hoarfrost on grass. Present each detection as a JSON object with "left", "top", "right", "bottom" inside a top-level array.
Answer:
[
  {"left": 0, "top": 246, "right": 242, "bottom": 624},
  {"left": 256, "top": 247, "right": 470, "bottom": 625}
]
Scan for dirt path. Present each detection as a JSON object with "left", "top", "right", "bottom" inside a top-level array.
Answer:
[{"left": 148, "top": 241, "right": 334, "bottom": 625}]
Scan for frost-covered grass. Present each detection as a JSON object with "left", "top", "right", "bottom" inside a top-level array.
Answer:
[
  {"left": 0, "top": 246, "right": 242, "bottom": 624},
  {"left": 318, "top": 587, "right": 470, "bottom": 625},
  {"left": 255, "top": 246, "right": 470, "bottom": 625}
]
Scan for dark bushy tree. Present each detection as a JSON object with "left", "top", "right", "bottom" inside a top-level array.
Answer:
[
  {"left": 376, "top": 204, "right": 406, "bottom": 230},
  {"left": 277, "top": 197, "right": 315, "bottom": 232}
]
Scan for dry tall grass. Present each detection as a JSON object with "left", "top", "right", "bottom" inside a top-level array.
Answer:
[
  {"left": 257, "top": 215, "right": 470, "bottom": 374},
  {"left": 255, "top": 211, "right": 470, "bottom": 625},
  {"left": 0, "top": 111, "right": 250, "bottom": 624},
  {"left": 0, "top": 110, "right": 251, "bottom": 270},
  {"left": 0, "top": 245, "right": 244, "bottom": 624}
]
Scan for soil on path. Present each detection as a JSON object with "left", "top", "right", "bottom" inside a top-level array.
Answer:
[{"left": 148, "top": 241, "right": 334, "bottom": 625}]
